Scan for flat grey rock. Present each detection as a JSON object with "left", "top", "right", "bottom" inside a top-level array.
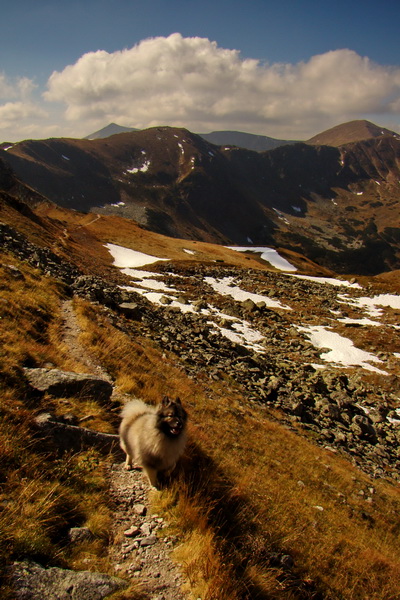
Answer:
[{"left": 10, "top": 560, "right": 126, "bottom": 600}]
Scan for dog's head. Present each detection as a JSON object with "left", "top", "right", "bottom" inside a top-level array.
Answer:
[{"left": 156, "top": 396, "right": 187, "bottom": 438}]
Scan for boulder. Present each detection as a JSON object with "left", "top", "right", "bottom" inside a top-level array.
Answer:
[
  {"left": 118, "top": 302, "right": 142, "bottom": 319},
  {"left": 23, "top": 368, "right": 112, "bottom": 403},
  {"left": 68, "top": 527, "right": 95, "bottom": 544},
  {"left": 9, "top": 560, "right": 126, "bottom": 600}
]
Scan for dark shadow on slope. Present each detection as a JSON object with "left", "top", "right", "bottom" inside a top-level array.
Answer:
[{"left": 167, "top": 439, "right": 324, "bottom": 600}]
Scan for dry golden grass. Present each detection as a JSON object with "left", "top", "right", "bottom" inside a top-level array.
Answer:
[
  {"left": 37, "top": 203, "right": 334, "bottom": 278},
  {"left": 0, "top": 255, "right": 117, "bottom": 597},
  {"left": 74, "top": 295, "right": 400, "bottom": 599}
]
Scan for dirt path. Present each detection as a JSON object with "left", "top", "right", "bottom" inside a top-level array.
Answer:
[
  {"left": 60, "top": 299, "right": 188, "bottom": 600},
  {"left": 61, "top": 299, "right": 112, "bottom": 380}
]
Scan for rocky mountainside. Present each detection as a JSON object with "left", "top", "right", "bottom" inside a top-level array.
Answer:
[
  {"left": 1, "top": 121, "right": 399, "bottom": 275},
  {"left": 1, "top": 202, "right": 399, "bottom": 481}
]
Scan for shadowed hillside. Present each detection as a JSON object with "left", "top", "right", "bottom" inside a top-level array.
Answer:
[{"left": 1, "top": 120, "right": 400, "bottom": 275}]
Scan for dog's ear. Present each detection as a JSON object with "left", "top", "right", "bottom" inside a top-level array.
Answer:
[
  {"left": 161, "top": 395, "right": 171, "bottom": 407},
  {"left": 175, "top": 397, "right": 182, "bottom": 405}
]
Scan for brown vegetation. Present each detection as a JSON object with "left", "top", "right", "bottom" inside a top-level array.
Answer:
[{"left": 0, "top": 257, "right": 113, "bottom": 597}]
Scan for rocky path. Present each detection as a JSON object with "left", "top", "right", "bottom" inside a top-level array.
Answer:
[
  {"left": 109, "top": 464, "right": 187, "bottom": 600},
  {"left": 59, "top": 299, "right": 189, "bottom": 600},
  {"left": 61, "top": 299, "right": 112, "bottom": 381}
]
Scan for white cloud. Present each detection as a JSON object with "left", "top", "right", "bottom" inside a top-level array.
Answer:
[
  {"left": 1, "top": 34, "right": 400, "bottom": 142},
  {"left": 0, "top": 72, "right": 49, "bottom": 140},
  {"left": 0, "top": 73, "right": 37, "bottom": 101},
  {"left": 43, "top": 34, "right": 400, "bottom": 139},
  {"left": 0, "top": 101, "right": 47, "bottom": 127}
]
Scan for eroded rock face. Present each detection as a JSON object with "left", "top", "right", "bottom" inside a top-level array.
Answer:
[{"left": 9, "top": 560, "right": 126, "bottom": 600}]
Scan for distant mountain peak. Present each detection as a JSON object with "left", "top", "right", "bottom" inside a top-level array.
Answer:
[
  {"left": 307, "top": 119, "right": 400, "bottom": 147},
  {"left": 85, "top": 123, "right": 138, "bottom": 140},
  {"left": 199, "top": 130, "right": 296, "bottom": 151}
]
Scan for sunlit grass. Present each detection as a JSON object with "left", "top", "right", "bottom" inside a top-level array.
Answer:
[
  {"left": 73, "top": 295, "right": 400, "bottom": 598},
  {"left": 0, "top": 256, "right": 115, "bottom": 597}
]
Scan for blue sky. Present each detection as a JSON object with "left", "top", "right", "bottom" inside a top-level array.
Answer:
[{"left": 1, "top": 0, "right": 400, "bottom": 142}]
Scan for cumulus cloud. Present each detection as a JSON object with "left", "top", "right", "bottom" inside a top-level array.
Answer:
[
  {"left": 0, "top": 72, "right": 49, "bottom": 140},
  {"left": 0, "top": 73, "right": 37, "bottom": 101},
  {"left": 43, "top": 33, "right": 400, "bottom": 139}
]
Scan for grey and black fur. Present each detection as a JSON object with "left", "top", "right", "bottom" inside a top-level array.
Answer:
[{"left": 119, "top": 396, "right": 188, "bottom": 488}]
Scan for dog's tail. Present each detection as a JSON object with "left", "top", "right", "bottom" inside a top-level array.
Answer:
[{"left": 120, "top": 399, "right": 153, "bottom": 423}]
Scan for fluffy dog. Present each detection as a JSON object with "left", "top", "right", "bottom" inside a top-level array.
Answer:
[{"left": 119, "top": 396, "right": 187, "bottom": 488}]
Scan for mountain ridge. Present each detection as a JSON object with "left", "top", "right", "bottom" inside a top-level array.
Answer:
[
  {"left": 1, "top": 121, "right": 399, "bottom": 275},
  {"left": 84, "top": 118, "right": 399, "bottom": 151}
]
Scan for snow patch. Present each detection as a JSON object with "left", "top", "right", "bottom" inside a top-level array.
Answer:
[
  {"left": 338, "top": 317, "right": 382, "bottom": 327},
  {"left": 126, "top": 160, "right": 151, "bottom": 174},
  {"left": 105, "top": 243, "right": 167, "bottom": 268},
  {"left": 297, "top": 325, "right": 387, "bottom": 374},
  {"left": 226, "top": 246, "right": 297, "bottom": 272},
  {"left": 272, "top": 208, "right": 290, "bottom": 225},
  {"left": 288, "top": 274, "right": 361, "bottom": 288},
  {"left": 211, "top": 320, "right": 265, "bottom": 354},
  {"left": 338, "top": 293, "right": 400, "bottom": 317},
  {"left": 205, "top": 275, "right": 291, "bottom": 310}
]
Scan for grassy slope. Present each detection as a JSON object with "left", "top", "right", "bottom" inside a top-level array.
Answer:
[
  {"left": 0, "top": 257, "right": 119, "bottom": 598},
  {"left": 1, "top": 202, "right": 400, "bottom": 599},
  {"left": 75, "top": 297, "right": 400, "bottom": 600}
]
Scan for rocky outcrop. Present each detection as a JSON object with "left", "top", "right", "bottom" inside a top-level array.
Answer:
[
  {"left": 0, "top": 222, "right": 123, "bottom": 307},
  {"left": 9, "top": 560, "right": 126, "bottom": 600},
  {"left": 24, "top": 367, "right": 113, "bottom": 402},
  {"left": 113, "top": 264, "right": 400, "bottom": 482},
  {"left": 0, "top": 221, "right": 79, "bottom": 284}
]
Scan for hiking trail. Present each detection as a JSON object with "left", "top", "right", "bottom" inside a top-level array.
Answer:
[{"left": 60, "top": 299, "right": 188, "bottom": 600}]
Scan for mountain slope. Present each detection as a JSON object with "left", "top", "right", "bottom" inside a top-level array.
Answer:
[
  {"left": 1, "top": 125, "right": 400, "bottom": 274},
  {"left": 198, "top": 130, "right": 295, "bottom": 151},
  {"left": 307, "top": 119, "right": 400, "bottom": 146},
  {"left": 1, "top": 176, "right": 400, "bottom": 600}
]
